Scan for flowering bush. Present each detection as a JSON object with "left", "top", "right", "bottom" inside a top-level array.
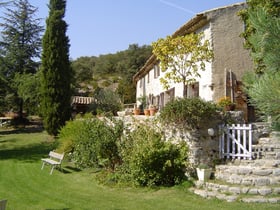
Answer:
[{"left": 217, "top": 96, "right": 233, "bottom": 107}]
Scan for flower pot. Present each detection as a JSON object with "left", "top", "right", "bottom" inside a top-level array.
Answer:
[
  {"left": 196, "top": 168, "right": 212, "bottom": 181},
  {"left": 133, "top": 108, "right": 141, "bottom": 115},
  {"left": 144, "top": 109, "right": 150, "bottom": 116},
  {"left": 149, "top": 108, "right": 157, "bottom": 116}
]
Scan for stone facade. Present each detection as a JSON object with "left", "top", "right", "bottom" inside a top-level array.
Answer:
[{"left": 133, "top": 3, "right": 254, "bottom": 120}]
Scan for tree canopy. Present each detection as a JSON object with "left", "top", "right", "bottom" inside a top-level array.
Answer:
[
  {"left": 0, "top": 0, "right": 43, "bottom": 115},
  {"left": 152, "top": 33, "right": 213, "bottom": 96},
  {"left": 71, "top": 44, "right": 152, "bottom": 104}
]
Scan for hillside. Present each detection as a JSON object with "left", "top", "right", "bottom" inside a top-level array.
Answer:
[{"left": 71, "top": 44, "right": 152, "bottom": 103}]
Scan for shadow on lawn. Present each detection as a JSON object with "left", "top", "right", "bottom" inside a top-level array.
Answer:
[
  {"left": 0, "top": 143, "right": 56, "bottom": 162},
  {"left": 0, "top": 139, "right": 56, "bottom": 162},
  {"left": 0, "top": 126, "right": 44, "bottom": 135},
  {"left": 45, "top": 208, "right": 70, "bottom": 210}
]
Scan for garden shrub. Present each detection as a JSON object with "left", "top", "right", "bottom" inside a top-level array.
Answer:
[
  {"left": 57, "top": 114, "right": 123, "bottom": 170},
  {"left": 159, "top": 97, "right": 218, "bottom": 128},
  {"left": 119, "top": 124, "right": 188, "bottom": 187},
  {"left": 90, "top": 88, "right": 122, "bottom": 116}
]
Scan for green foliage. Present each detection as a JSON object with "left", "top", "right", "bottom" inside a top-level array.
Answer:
[
  {"left": 57, "top": 115, "right": 123, "bottom": 170},
  {"left": 152, "top": 33, "right": 213, "bottom": 96},
  {"left": 239, "top": 0, "right": 280, "bottom": 73},
  {"left": 14, "top": 72, "right": 40, "bottom": 114},
  {"left": 71, "top": 56, "right": 96, "bottom": 83},
  {"left": 71, "top": 44, "right": 152, "bottom": 103},
  {"left": 243, "top": 71, "right": 280, "bottom": 130},
  {"left": 241, "top": 5, "right": 280, "bottom": 129},
  {"left": 90, "top": 88, "right": 122, "bottom": 115},
  {"left": 160, "top": 98, "right": 218, "bottom": 129},
  {"left": 119, "top": 124, "right": 188, "bottom": 187},
  {"left": 40, "top": 0, "right": 73, "bottom": 136},
  {"left": 248, "top": 8, "right": 280, "bottom": 72},
  {"left": 116, "top": 79, "right": 136, "bottom": 104},
  {"left": 0, "top": 0, "right": 43, "bottom": 114},
  {"left": 101, "top": 80, "right": 111, "bottom": 87}
]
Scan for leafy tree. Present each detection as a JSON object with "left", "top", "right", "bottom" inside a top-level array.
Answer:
[
  {"left": 152, "top": 33, "right": 213, "bottom": 96},
  {"left": 239, "top": 0, "right": 280, "bottom": 73},
  {"left": 41, "top": 0, "right": 73, "bottom": 136},
  {"left": 71, "top": 56, "right": 96, "bottom": 83},
  {"left": 15, "top": 72, "right": 40, "bottom": 114},
  {"left": 116, "top": 44, "right": 152, "bottom": 103},
  {"left": 71, "top": 44, "right": 152, "bottom": 104},
  {"left": 90, "top": 87, "right": 122, "bottom": 116},
  {"left": 0, "top": 0, "right": 43, "bottom": 116}
]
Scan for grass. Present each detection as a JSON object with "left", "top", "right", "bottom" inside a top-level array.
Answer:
[{"left": 0, "top": 128, "right": 279, "bottom": 210}]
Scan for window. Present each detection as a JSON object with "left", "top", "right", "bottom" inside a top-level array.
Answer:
[
  {"left": 139, "top": 78, "right": 143, "bottom": 88},
  {"left": 185, "top": 82, "right": 199, "bottom": 98},
  {"left": 154, "top": 64, "right": 160, "bottom": 78},
  {"left": 164, "top": 87, "right": 175, "bottom": 105}
]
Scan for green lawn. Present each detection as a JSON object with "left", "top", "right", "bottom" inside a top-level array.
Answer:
[{"left": 0, "top": 129, "right": 279, "bottom": 210}]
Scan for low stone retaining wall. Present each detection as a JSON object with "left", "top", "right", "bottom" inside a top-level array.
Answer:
[{"left": 117, "top": 114, "right": 222, "bottom": 167}]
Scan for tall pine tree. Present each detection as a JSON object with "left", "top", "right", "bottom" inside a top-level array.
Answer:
[
  {"left": 41, "top": 0, "right": 73, "bottom": 136},
  {"left": 0, "top": 0, "right": 43, "bottom": 115}
]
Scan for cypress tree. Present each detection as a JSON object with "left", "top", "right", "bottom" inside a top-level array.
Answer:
[{"left": 41, "top": 0, "right": 73, "bottom": 136}]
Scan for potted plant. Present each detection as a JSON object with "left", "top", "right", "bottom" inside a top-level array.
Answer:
[
  {"left": 144, "top": 108, "right": 150, "bottom": 116},
  {"left": 217, "top": 96, "right": 235, "bottom": 111},
  {"left": 149, "top": 104, "right": 158, "bottom": 116},
  {"left": 137, "top": 95, "right": 148, "bottom": 115},
  {"left": 133, "top": 104, "right": 141, "bottom": 115},
  {"left": 196, "top": 164, "right": 212, "bottom": 181}
]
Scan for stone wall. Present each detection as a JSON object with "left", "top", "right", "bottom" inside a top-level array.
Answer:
[
  {"left": 118, "top": 115, "right": 222, "bottom": 168},
  {"left": 116, "top": 110, "right": 263, "bottom": 168},
  {"left": 163, "top": 122, "right": 221, "bottom": 168}
]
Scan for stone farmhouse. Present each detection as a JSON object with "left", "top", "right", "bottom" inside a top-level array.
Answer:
[{"left": 133, "top": 2, "right": 254, "bottom": 122}]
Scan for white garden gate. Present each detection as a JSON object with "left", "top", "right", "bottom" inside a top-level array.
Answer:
[{"left": 219, "top": 124, "right": 253, "bottom": 160}]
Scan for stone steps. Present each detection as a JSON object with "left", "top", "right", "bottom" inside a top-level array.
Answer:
[
  {"left": 252, "top": 137, "right": 280, "bottom": 160},
  {"left": 226, "top": 159, "right": 280, "bottom": 167},
  {"left": 192, "top": 188, "right": 280, "bottom": 203},
  {"left": 192, "top": 131, "right": 280, "bottom": 203},
  {"left": 215, "top": 165, "right": 280, "bottom": 186},
  {"left": 192, "top": 181, "right": 280, "bottom": 203}
]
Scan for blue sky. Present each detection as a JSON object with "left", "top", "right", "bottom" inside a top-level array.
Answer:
[{"left": 4, "top": 0, "right": 245, "bottom": 59}]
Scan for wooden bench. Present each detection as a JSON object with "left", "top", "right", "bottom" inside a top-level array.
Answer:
[
  {"left": 0, "top": 199, "right": 7, "bottom": 210},
  {"left": 41, "top": 151, "right": 64, "bottom": 175}
]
